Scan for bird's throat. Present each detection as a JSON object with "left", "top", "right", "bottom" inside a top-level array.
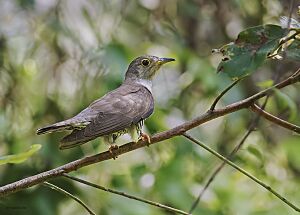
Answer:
[{"left": 135, "top": 79, "right": 153, "bottom": 92}]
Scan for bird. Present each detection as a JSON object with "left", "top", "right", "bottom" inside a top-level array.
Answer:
[{"left": 36, "top": 55, "right": 175, "bottom": 155}]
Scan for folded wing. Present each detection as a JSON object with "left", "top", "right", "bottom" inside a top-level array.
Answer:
[{"left": 59, "top": 83, "right": 154, "bottom": 149}]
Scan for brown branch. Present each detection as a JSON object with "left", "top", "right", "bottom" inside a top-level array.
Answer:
[
  {"left": 250, "top": 104, "right": 300, "bottom": 133},
  {"left": 0, "top": 68, "right": 299, "bottom": 197},
  {"left": 63, "top": 174, "right": 190, "bottom": 215}
]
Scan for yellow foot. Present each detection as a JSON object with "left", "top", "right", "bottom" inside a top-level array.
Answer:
[
  {"left": 109, "top": 144, "right": 119, "bottom": 159},
  {"left": 139, "top": 133, "right": 151, "bottom": 146}
]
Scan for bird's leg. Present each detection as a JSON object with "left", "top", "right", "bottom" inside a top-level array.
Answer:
[
  {"left": 104, "top": 135, "right": 119, "bottom": 159},
  {"left": 137, "top": 121, "right": 151, "bottom": 146},
  {"left": 139, "top": 132, "right": 151, "bottom": 146},
  {"left": 129, "top": 124, "right": 151, "bottom": 146},
  {"left": 109, "top": 144, "right": 119, "bottom": 159}
]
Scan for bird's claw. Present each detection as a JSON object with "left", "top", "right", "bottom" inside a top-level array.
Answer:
[
  {"left": 109, "top": 144, "right": 119, "bottom": 159},
  {"left": 139, "top": 133, "right": 151, "bottom": 147}
]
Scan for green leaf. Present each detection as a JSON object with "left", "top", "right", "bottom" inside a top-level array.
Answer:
[
  {"left": 0, "top": 144, "right": 42, "bottom": 165},
  {"left": 284, "top": 38, "right": 300, "bottom": 61},
  {"left": 216, "top": 24, "right": 286, "bottom": 78},
  {"left": 275, "top": 89, "right": 297, "bottom": 121}
]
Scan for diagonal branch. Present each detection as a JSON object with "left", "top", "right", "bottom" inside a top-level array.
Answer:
[
  {"left": 188, "top": 129, "right": 254, "bottom": 213},
  {"left": 250, "top": 104, "right": 300, "bottom": 133},
  {"left": 182, "top": 133, "right": 300, "bottom": 212},
  {"left": 0, "top": 68, "right": 299, "bottom": 197},
  {"left": 43, "top": 182, "right": 96, "bottom": 215},
  {"left": 63, "top": 174, "right": 190, "bottom": 215},
  {"left": 189, "top": 97, "right": 270, "bottom": 213}
]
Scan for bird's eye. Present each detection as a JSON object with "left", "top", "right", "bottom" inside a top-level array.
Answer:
[{"left": 141, "top": 59, "right": 150, "bottom": 66}]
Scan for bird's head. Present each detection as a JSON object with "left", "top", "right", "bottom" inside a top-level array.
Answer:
[{"left": 124, "top": 55, "right": 175, "bottom": 82}]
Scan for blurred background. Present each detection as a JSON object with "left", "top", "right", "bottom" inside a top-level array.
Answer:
[{"left": 0, "top": 0, "right": 299, "bottom": 214}]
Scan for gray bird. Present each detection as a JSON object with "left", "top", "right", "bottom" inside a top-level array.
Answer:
[{"left": 37, "top": 55, "right": 175, "bottom": 152}]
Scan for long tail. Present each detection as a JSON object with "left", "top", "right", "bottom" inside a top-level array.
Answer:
[{"left": 36, "top": 121, "right": 73, "bottom": 135}]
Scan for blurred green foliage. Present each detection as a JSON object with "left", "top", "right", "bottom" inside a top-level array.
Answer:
[
  {"left": 0, "top": 144, "right": 41, "bottom": 165},
  {"left": 0, "top": 0, "right": 299, "bottom": 215}
]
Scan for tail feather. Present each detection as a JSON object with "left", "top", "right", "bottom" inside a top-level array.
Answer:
[
  {"left": 36, "top": 121, "right": 73, "bottom": 135},
  {"left": 37, "top": 118, "right": 94, "bottom": 149}
]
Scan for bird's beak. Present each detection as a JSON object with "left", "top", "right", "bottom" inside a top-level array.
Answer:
[{"left": 158, "top": 57, "right": 175, "bottom": 65}]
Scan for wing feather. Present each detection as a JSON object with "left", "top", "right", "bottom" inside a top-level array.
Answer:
[{"left": 59, "top": 83, "right": 154, "bottom": 149}]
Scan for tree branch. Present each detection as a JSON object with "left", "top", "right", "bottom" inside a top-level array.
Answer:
[
  {"left": 250, "top": 104, "right": 300, "bottom": 133},
  {"left": 182, "top": 133, "right": 300, "bottom": 212},
  {"left": 0, "top": 68, "right": 299, "bottom": 197},
  {"left": 43, "top": 182, "right": 96, "bottom": 215},
  {"left": 63, "top": 174, "right": 190, "bottom": 215}
]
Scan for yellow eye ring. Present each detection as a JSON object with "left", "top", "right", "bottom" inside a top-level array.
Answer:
[{"left": 141, "top": 59, "right": 150, "bottom": 66}]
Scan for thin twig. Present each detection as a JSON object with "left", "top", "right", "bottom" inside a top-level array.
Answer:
[
  {"left": 182, "top": 133, "right": 300, "bottom": 212},
  {"left": 43, "top": 182, "right": 96, "bottom": 215},
  {"left": 0, "top": 68, "right": 299, "bottom": 197},
  {"left": 210, "top": 78, "right": 242, "bottom": 111},
  {"left": 189, "top": 96, "right": 269, "bottom": 213},
  {"left": 250, "top": 104, "right": 300, "bottom": 133},
  {"left": 63, "top": 174, "right": 190, "bottom": 215},
  {"left": 189, "top": 97, "right": 270, "bottom": 213},
  {"left": 188, "top": 129, "right": 254, "bottom": 213}
]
